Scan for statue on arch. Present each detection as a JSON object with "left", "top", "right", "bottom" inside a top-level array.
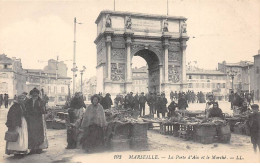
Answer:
[
  {"left": 125, "top": 16, "right": 132, "bottom": 29},
  {"left": 163, "top": 18, "right": 168, "bottom": 32},
  {"left": 181, "top": 20, "right": 187, "bottom": 34},
  {"left": 105, "top": 14, "right": 112, "bottom": 28}
]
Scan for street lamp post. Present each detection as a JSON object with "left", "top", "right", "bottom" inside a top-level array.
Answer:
[
  {"left": 55, "top": 56, "right": 59, "bottom": 105},
  {"left": 80, "top": 66, "right": 86, "bottom": 93},
  {"left": 245, "top": 62, "right": 251, "bottom": 92},
  {"left": 71, "top": 17, "right": 82, "bottom": 95},
  {"left": 227, "top": 68, "right": 237, "bottom": 91}
]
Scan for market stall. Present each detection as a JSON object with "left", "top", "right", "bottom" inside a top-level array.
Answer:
[{"left": 104, "top": 108, "right": 149, "bottom": 151}]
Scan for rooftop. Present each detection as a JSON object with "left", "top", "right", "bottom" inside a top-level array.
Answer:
[
  {"left": 0, "top": 54, "right": 12, "bottom": 64},
  {"left": 95, "top": 10, "right": 187, "bottom": 24},
  {"left": 220, "top": 61, "right": 254, "bottom": 67},
  {"left": 187, "top": 70, "right": 226, "bottom": 75}
]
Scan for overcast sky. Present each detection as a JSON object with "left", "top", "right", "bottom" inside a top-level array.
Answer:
[{"left": 0, "top": 0, "right": 259, "bottom": 80}]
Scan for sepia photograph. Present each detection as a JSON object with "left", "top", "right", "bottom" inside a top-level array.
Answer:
[{"left": 0, "top": 0, "right": 259, "bottom": 163}]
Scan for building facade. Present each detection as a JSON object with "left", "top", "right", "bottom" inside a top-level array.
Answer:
[
  {"left": 218, "top": 61, "right": 253, "bottom": 92},
  {"left": 43, "top": 59, "right": 68, "bottom": 77},
  {"left": 132, "top": 66, "right": 149, "bottom": 94},
  {"left": 186, "top": 70, "right": 228, "bottom": 100},
  {"left": 0, "top": 54, "right": 71, "bottom": 103},
  {"left": 0, "top": 54, "right": 26, "bottom": 99},
  {"left": 252, "top": 51, "right": 260, "bottom": 101},
  {"left": 24, "top": 69, "right": 71, "bottom": 103}
]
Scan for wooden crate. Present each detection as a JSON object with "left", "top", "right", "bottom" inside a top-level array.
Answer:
[
  {"left": 178, "top": 123, "right": 196, "bottom": 140},
  {"left": 113, "top": 122, "right": 132, "bottom": 139},
  {"left": 160, "top": 123, "right": 177, "bottom": 135},
  {"left": 130, "top": 123, "right": 148, "bottom": 138}
]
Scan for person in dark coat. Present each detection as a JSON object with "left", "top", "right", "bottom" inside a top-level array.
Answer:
[
  {"left": 157, "top": 93, "right": 168, "bottom": 118},
  {"left": 69, "top": 92, "right": 86, "bottom": 123},
  {"left": 178, "top": 94, "right": 188, "bottom": 110},
  {"left": 168, "top": 100, "right": 177, "bottom": 117},
  {"left": 24, "top": 88, "right": 46, "bottom": 154},
  {"left": 133, "top": 93, "right": 139, "bottom": 112},
  {"left": 229, "top": 91, "right": 234, "bottom": 110},
  {"left": 247, "top": 104, "right": 260, "bottom": 153},
  {"left": 139, "top": 92, "right": 147, "bottom": 116},
  {"left": 147, "top": 92, "right": 156, "bottom": 115},
  {"left": 5, "top": 94, "right": 28, "bottom": 155},
  {"left": 170, "top": 91, "right": 174, "bottom": 102},
  {"left": 207, "top": 102, "right": 224, "bottom": 119},
  {"left": 102, "top": 93, "right": 113, "bottom": 110},
  {"left": 4, "top": 93, "right": 9, "bottom": 108},
  {"left": 0, "top": 94, "right": 3, "bottom": 108}
]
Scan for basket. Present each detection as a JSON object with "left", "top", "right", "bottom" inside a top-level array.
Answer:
[{"left": 195, "top": 124, "right": 217, "bottom": 137}]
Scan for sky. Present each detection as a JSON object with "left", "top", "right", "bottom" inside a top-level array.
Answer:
[{"left": 0, "top": 0, "right": 259, "bottom": 81}]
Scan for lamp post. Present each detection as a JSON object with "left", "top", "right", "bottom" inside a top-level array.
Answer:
[
  {"left": 227, "top": 68, "right": 237, "bottom": 91},
  {"left": 80, "top": 66, "right": 86, "bottom": 93},
  {"left": 55, "top": 56, "right": 59, "bottom": 105},
  {"left": 71, "top": 17, "right": 82, "bottom": 95},
  {"left": 245, "top": 62, "right": 251, "bottom": 92}
]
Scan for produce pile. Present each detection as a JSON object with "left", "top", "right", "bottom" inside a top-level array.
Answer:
[
  {"left": 143, "top": 112, "right": 227, "bottom": 127},
  {"left": 104, "top": 108, "right": 140, "bottom": 123}
]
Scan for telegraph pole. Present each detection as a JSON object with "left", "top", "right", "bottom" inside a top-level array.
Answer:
[
  {"left": 55, "top": 56, "right": 59, "bottom": 105},
  {"left": 71, "top": 17, "right": 82, "bottom": 95}
]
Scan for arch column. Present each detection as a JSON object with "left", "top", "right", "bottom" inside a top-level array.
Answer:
[
  {"left": 162, "top": 33, "right": 171, "bottom": 83},
  {"left": 104, "top": 30, "right": 114, "bottom": 81},
  {"left": 180, "top": 38, "right": 188, "bottom": 90},
  {"left": 124, "top": 30, "right": 134, "bottom": 93},
  {"left": 159, "top": 64, "right": 163, "bottom": 94}
]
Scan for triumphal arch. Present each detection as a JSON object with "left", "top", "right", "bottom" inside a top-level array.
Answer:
[{"left": 95, "top": 10, "right": 189, "bottom": 96}]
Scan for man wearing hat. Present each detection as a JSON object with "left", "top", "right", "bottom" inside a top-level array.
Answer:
[
  {"left": 4, "top": 93, "right": 9, "bottom": 108},
  {"left": 139, "top": 92, "right": 147, "bottom": 117},
  {"left": 24, "top": 88, "right": 47, "bottom": 154},
  {"left": 247, "top": 104, "right": 260, "bottom": 153}
]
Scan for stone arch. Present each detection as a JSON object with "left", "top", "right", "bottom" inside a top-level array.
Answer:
[
  {"left": 131, "top": 45, "right": 162, "bottom": 65},
  {"left": 132, "top": 49, "right": 161, "bottom": 94}
]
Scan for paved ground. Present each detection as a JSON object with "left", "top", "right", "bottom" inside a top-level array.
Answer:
[{"left": 0, "top": 102, "right": 259, "bottom": 163}]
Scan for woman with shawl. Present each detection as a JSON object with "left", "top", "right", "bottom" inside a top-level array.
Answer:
[
  {"left": 80, "top": 94, "right": 107, "bottom": 153},
  {"left": 5, "top": 94, "right": 28, "bottom": 156},
  {"left": 25, "top": 88, "right": 48, "bottom": 154}
]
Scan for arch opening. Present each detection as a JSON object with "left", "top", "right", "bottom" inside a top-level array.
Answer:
[{"left": 132, "top": 49, "right": 160, "bottom": 94}]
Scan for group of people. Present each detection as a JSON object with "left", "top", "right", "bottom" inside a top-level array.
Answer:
[
  {"left": 5, "top": 88, "right": 48, "bottom": 156},
  {"left": 170, "top": 91, "right": 210, "bottom": 104},
  {"left": 228, "top": 90, "right": 255, "bottom": 115},
  {"left": 0, "top": 93, "right": 9, "bottom": 108},
  {"left": 110, "top": 91, "right": 190, "bottom": 118}
]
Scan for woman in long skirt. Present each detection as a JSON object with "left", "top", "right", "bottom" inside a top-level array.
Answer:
[
  {"left": 80, "top": 94, "right": 107, "bottom": 153},
  {"left": 5, "top": 94, "right": 28, "bottom": 156},
  {"left": 25, "top": 88, "right": 48, "bottom": 154}
]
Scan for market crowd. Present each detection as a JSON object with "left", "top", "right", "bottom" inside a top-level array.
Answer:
[{"left": 5, "top": 88, "right": 260, "bottom": 156}]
